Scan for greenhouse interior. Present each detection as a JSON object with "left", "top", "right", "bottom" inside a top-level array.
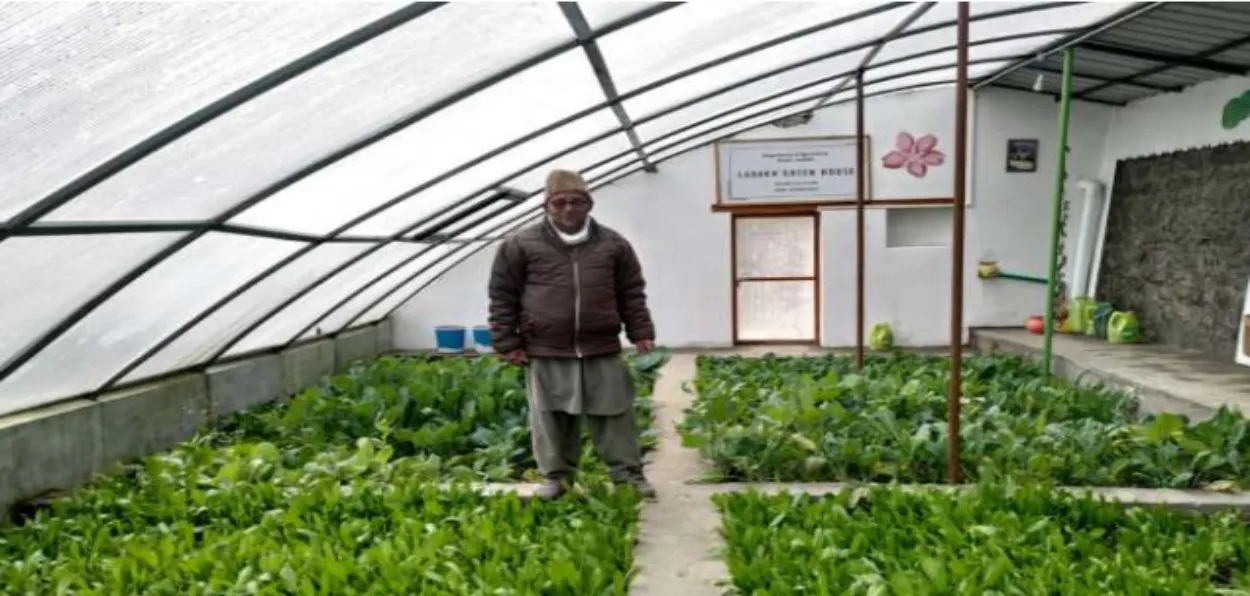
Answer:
[{"left": 4, "top": 0, "right": 1250, "bottom": 593}]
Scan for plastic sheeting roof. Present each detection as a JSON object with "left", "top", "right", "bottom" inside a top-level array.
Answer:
[{"left": 0, "top": 1, "right": 1230, "bottom": 415}]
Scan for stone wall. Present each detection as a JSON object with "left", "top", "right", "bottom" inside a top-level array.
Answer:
[{"left": 1097, "top": 141, "right": 1250, "bottom": 358}]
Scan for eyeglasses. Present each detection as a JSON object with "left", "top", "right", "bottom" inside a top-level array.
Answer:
[{"left": 547, "top": 198, "right": 590, "bottom": 210}]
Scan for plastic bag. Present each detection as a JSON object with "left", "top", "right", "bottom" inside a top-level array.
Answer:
[
  {"left": 869, "top": 323, "right": 894, "bottom": 351},
  {"left": 1108, "top": 311, "right": 1140, "bottom": 344}
]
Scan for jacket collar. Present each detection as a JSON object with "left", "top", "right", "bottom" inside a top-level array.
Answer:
[{"left": 541, "top": 217, "right": 599, "bottom": 249}]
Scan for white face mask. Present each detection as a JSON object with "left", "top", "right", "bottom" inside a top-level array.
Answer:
[{"left": 549, "top": 216, "right": 591, "bottom": 245}]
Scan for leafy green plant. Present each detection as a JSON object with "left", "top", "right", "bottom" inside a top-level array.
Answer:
[
  {"left": 681, "top": 353, "right": 1250, "bottom": 488},
  {"left": 0, "top": 351, "right": 671, "bottom": 593},
  {"left": 717, "top": 483, "right": 1250, "bottom": 595},
  {"left": 220, "top": 349, "right": 671, "bottom": 481},
  {"left": 1, "top": 438, "right": 643, "bottom": 594}
]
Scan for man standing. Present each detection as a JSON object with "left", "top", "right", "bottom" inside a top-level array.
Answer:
[{"left": 488, "top": 168, "right": 657, "bottom": 500}]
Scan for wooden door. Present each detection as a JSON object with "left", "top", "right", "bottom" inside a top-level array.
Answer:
[{"left": 731, "top": 214, "right": 820, "bottom": 344}]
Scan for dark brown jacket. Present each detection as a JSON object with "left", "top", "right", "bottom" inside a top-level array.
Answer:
[{"left": 488, "top": 219, "right": 655, "bottom": 358}]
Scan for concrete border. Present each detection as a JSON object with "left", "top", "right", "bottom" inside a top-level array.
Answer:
[
  {"left": 206, "top": 355, "right": 282, "bottom": 420},
  {"left": 375, "top": 319, "right": 394, "bottom": 355},
  {"left": 468, "top": 481, "right": 1250, "bottom": 515},
  {"left": 98, "top": 374, "right": 208, "bottom": 466},
  {"left": 0, "top": 322, "right": 388, "bottom": 520},
  {"left": 972, "top": 329, "right": 1218, "bottom": 421},
  {"left": 281, "top": 339, "right": 335, "bottom": 396},
  {"left": 0, "top": 399, "right": 101, "bottom": 517},
  {"left": 336, "top": 326, "right": 379, "bottom": 371}
]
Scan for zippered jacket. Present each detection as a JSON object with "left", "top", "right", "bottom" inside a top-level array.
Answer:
[{"left": 487, "top": 219, "right": 655, "bottom": 358}]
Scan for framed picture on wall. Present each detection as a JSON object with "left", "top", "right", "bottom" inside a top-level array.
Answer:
[{"left": 1006, "top": 139, "right": 1038, "bottom": 173}]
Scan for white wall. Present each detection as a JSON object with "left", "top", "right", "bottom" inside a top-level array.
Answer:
[
  {"left": 1090, "top": 75, "right": 1250, "bottom": 295},
  {"left": 393, "top": 85, "right": 1118, "bottom": 350},
  {"left": 970, "top": 87, "right": 1113, "bottom": 329}
]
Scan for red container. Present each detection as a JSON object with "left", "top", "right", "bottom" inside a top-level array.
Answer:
[{"left": 1026, "top": 315, "right": 1045, "bottom": 335}]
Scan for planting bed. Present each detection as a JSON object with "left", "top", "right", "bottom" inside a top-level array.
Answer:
[
  {"left": 681, "top": 353, "right": 1250, "bottom": 489},
  {"left": 0, "top": 351, "right": 669, "bottom": 594},
  {"left": 716, "top": 483, "right": 1250, "bottom": 594}
]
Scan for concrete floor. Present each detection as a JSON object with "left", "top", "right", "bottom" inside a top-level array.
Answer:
[{"left": 973, "top": 329, "right": 1250, "bottom": 420}]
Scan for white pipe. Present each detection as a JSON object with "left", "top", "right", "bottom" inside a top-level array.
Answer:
[{"left": 1070, "top": 178, "right": 1106, "bottom": 300}]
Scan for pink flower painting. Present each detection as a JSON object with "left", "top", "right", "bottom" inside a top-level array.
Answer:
[{"left": 882, "top": 132, "right": 944, "bottom": 178}]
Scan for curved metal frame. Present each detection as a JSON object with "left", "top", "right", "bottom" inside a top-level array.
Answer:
[
  {"left": 0, "top": 2, "right": 446, "bottom": 236},
  {"left": 1, "top": 1, "right": 1159, "bottom": 406},
  {"left": 268, "top": 50, "right": 1044, "bottom": 356},
  {"left": 0, "top": 4, "right": 678, "bottom": 386},
  {"left": 110, "top": 8, "right": 1073, "bottom": 393},
  {"left": 361, "top": 77, "right": 977, "bottom": 328}
]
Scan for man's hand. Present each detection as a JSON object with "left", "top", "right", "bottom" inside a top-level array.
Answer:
[
  {"left": 635, "top": 339, "right": 655, "bottom": 355},
  {"left": 501, "top": 349, "right": 529, "bottom": 366}
]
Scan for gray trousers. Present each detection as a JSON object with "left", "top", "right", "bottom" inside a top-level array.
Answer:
[{"left": 530, "top": 407, "right": 642, "bottom": 482}]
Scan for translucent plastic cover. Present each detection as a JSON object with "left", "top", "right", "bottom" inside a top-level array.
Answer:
[{"left": 0, "top": 1, "right": 1136, "bottom": 413}]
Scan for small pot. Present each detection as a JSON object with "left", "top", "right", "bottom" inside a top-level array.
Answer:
[
  {"left": 1026, "top": 315, "right": 1045, "bottom": 335},
  {"left": 977, "top": 261, "right": 1000, "bottom": 279}
]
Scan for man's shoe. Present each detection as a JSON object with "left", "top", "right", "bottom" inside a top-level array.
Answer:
[
  {"left": 631, "top": 476, "right": 658, "bottom": 500},
  {"left": 614, "top": 471, "right": 657, "bottom": 500},
  {"left": 533, "top": 479, "right": 567, "bottom": 501}
]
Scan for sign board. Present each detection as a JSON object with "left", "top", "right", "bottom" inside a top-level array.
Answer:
[{"left": 716, "top": 137, "right": 866, "bottom": 205}]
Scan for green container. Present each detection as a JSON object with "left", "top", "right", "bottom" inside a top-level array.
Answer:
[
  {"left": 1108, "top": 311, "right": 1141, "bottom": 344},
  {"left": 869, "top": 322, "right": 894, "bottom": 351},
  {"left": 1090, "top": 303, "right": 1115, "bottom": 339},
  {"left": 1068, "top": 296, "right": 1096, "bottom": 334}
]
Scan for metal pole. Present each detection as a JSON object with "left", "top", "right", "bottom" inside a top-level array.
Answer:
[
  {"left": 855, "top": 68, "right": 866, "bottom": 371},
  {"left": 948, "top": 1, "right": 969, "bottom": 485},
  {"left": 1042, "top": 48, "right": 1076, "bottom": 377}
]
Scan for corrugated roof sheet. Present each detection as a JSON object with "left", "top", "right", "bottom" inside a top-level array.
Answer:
[{"left": 978, "top": 2, "right": 1250, "bottom": 106}]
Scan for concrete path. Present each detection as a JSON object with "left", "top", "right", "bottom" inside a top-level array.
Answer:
[{"left": 630, "top": 353, "right": 730, "bottom": 596}]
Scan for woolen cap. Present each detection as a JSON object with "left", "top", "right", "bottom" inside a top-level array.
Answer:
[{"left": 546, "top": 169, "right": 590, "bottom": 199}]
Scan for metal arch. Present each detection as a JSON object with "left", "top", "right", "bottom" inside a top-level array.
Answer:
[
  {"left": 583, "top": 29, "right": 1074, "bottom": 175},
  {"left": 364, "top": 79, "right": 977, "bottom": 324},
  {"left": 224, "top": 38, "right": 1066, "bottom": 356},
  {"left": 96, "top": 189, "right": 523, "bottom": 389},
  {"left": 0, "top": 2, "right": 446, "bottom": 236},
  {"left": 256, "top": 2, "right": 910, "bottom": 252},
  {"left": 973, "top": 2, "right": 1165, "bottom": 90},
  {"left": 92, "top": 2, "right": 1085, "bottom": 392},
  {"left": 92, "top": 2, "right": 928, "bottom": 390},
  {"left": 284, "top": 50, "right": 1044, "bottom": 347},
  {"left": 560, "top": 2, "right": 656, "bottom": 173},
  {"left": 304, "top": 201, "right": 548, "bottom": 339},
  {"left": 9, "top": 221, "right": 435, "bottom": 244},
  {"left": 11, "top": 5, "right": 679, "bottom": 392},
  {"left": 282, "top": 196, "right": 545, "bottom": 349},
  {"left": 341, "top": 78, "right": 1008, "bottom": 332},
  {"left": 808, "top": 2, "right": 936, "bottom": 111},
  {"left": 318, "top": 2, "right": 1072, "bottom": 254},
  {"left": 1072, "top": 32, "right": 1250, "bottom": 100}
]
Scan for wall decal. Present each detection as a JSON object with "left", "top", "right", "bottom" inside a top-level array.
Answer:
[
  {"left": 1222, "top": 89, "right": 1250, "bottom": 130},
  {"left": 882, "top": 132, "right": 944, "bottom": 178},
  {"left": 1006, "top": 138, "right": 1039, "bottom": 173}
]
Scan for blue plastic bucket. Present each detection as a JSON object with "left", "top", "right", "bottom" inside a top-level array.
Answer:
[
  {"left": 434, "top": 325, "right": 467, "bottom": 353},
  {"left": 472, "top": 325, "right": 493, "bottom": 352}
]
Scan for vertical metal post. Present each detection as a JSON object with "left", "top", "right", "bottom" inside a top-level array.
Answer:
[
  {"left": 855, "top": 68, "right": 866, "bottom": 371},
  {"left": 1042, "top": 48, "right": 1075, "bottom": 378},
  {"left": 947, "top": 1, "right": 969, "bottom": 485}
]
